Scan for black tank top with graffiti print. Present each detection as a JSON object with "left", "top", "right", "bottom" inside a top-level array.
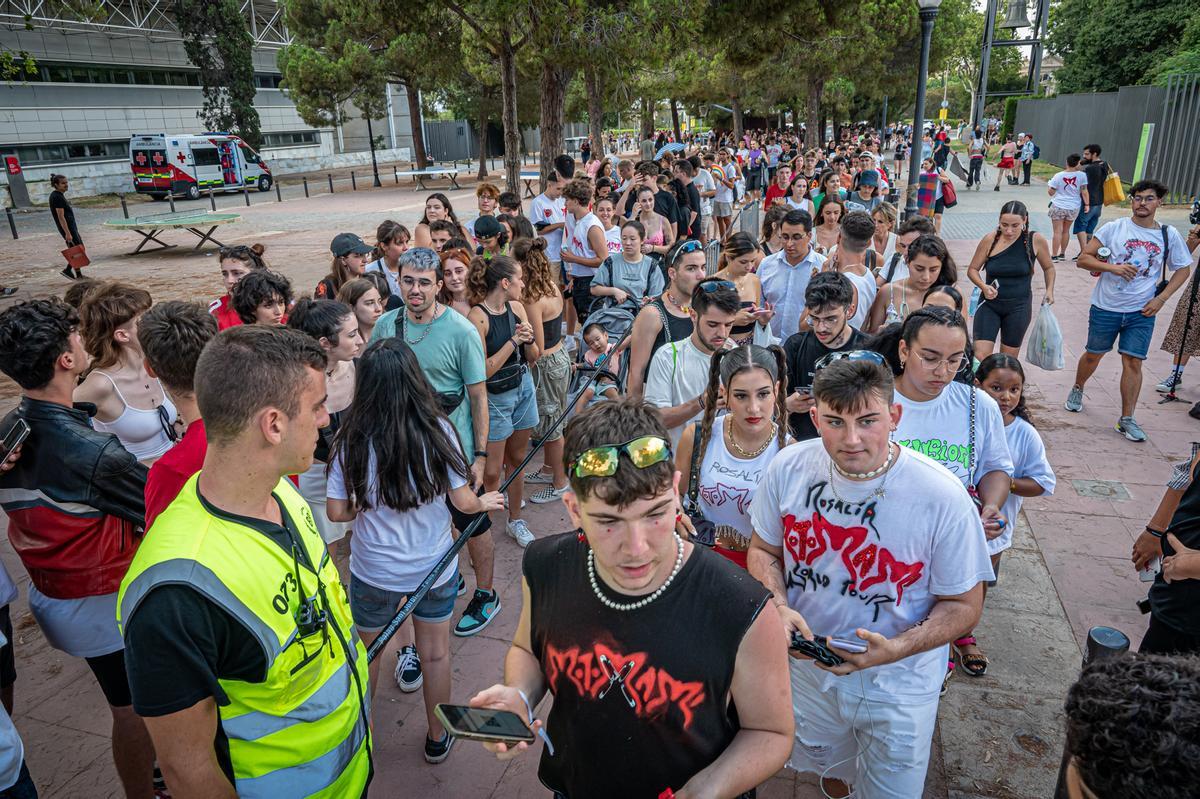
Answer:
[{"left": 525, "top": 531, "right": 768, "bottom": 798}]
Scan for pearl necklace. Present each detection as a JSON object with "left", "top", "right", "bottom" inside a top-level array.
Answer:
[
  {"left": 727, "top": 421, "right": 777, "bottom": 459},
  {"left": 827, "top": 443, "right": 897, "bottom": 504},
  {"left": 587, "top": 534, "right": 685, "bottom": 612}
]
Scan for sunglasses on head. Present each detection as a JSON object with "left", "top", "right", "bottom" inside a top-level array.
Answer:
[
  {"left": 672, "top": 240, "right": 704, "bottom": 259},
  {"left": 814, "top": 349, "right": 887, "bottom": 372},
  {"left": 696, "top": 278, "right": 735, "bottom": 293},
  {"left": 570, "top": 435, "right": 672, "bottom": 479}
]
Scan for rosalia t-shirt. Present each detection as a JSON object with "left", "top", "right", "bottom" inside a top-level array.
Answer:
[
  {"left": 1090, "top": 218, "right": 1192, "bottom": 314},
  {"left": 893, "top": 380, "right": 1013, "bottom": 490},
  {"left": 1048, "top": 170, "right": 1088, "bottom": 211},
  {"left": 751, "top": 439, "right": 994, "bottom": 702},
  {"left": 530, "top": 193, "right": 566, "bottom": 261}
]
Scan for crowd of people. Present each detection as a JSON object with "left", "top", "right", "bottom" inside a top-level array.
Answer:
[{"left": 0, "top": 126, "right": 1197, "bottom": 799}]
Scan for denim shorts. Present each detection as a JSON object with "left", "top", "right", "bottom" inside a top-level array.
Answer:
[
  {"left": 1072, "top": 205, "right": 1102, "bottom": 235},
  {"left": 349, "top": 571, "right": 460, "bottom": 630},
  {"left": 487, "top": 371, "right": 539, "bottom": 441},
  {"left": 1086, "top": 305, "right": 1156, "bottom": 359}
]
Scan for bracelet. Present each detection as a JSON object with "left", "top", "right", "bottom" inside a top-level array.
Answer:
[
  {"left": 1146, "top": 527, "right": 1166, "bottom": 539},
  {"left": 474, "top": 449, "right": 487, "bottom": 458}
]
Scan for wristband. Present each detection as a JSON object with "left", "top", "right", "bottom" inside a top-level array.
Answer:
[
  {"left": 474, "top": 450, "right": 487, "bottom": 458},
  {"left": 1146, "top": 527, "right": 1166, "bottom": 539}
]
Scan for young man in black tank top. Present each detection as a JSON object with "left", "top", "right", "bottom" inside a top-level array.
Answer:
[
  {"left": 626, "top": 243, "right": 708, "bottom": 399},
  {"left": 468, "top": 400, "right": 793, "bottom": 798}
]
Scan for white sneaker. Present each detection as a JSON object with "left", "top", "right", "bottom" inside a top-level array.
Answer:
[
  {"left": 506, "top": 519, "right": 536, "bottom": 548},
  {"left": 502, "top": 495, "right": 527, "bottom": 510},
  {"left": 530, "top": 484, "right": 569, "bottom": 504}
]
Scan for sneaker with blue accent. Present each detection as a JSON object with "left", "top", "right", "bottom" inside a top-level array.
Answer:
[
  {"left": 394, "top": 645, "right": 423, "bottom": 693},
  {"left": 1117, "top": 416, "right": 1147, "bottom": 442},
  {"left": 454, "top": 589, "right": 501, "bottom": 637},
  {"left": 1156, "top": 373, "right": 1183, "bottom": 393},
  {"left": 424, "top": 731, "right": 455, "bottom": 764},
  {"left": 1064, "top": 386, "right": 1084, "bottom": 413},
  {"left": 456, "top": 573, "right": 467, "bottom": 597}
]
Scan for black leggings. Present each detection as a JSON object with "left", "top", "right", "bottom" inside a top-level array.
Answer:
[
  {"left": 968, "top": 156, "right": 983, "bottom": 186},
  {"left": 973, "top": 294, "right": 1033, "bottom": 348}
]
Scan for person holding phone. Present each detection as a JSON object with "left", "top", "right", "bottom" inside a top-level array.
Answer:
[
  {"left": 469, "top": 399, "right": 794, "bottom": 798},
  {"left": 783, "top": 273, "right": 868, "bottom": 441},
  {"left": 748, "top": 356, "right": 993, "bottom": 799}
]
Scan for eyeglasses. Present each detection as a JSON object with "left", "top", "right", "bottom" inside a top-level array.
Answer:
[
  {"left": 1130, "top": 195, "right": 1159, "bottom": 205},
  {"left": 910, "top": 351, "right": 969, "bottom": 373},
  {"left": 696, "top": 278, "right": 735, "bottom": 293},
  {"left": 570, "top": 436, "right": 672, "bottom": 479},
  {"left": 156, "top": 404, "right": 181, "bottom": 444},
  {"left": 814, "top": 349, "right": 887, "bottom": 372}
]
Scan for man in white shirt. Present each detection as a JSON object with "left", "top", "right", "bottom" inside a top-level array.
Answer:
[
  {"left": 531, "top": 172, "right": 566, "bottom": 271},
  {"left": 694, "top": 154, "right": 717, "bottom": 245},
  {"left": 1066, "top": 179, "right": 1193, "bottom": 442},
  {"left": 759, "top": 209, "right": 827, "bottom": 339},
  {"left": 749, "top": 356, "right": 992, "bottom": 799},
  {"left": 643, "top": 278, "right": 739, "bottom": 445},
  {"left": 713, "top": 149, "right": 738, "bottom": 239}
]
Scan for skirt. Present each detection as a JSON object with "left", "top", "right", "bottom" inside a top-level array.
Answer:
[
  {"left": 997, "top": 157, "right": 1016, "bottom": 170},
  {"left": 1161, "top": 285, "right": 1200, "bottom": 357}
]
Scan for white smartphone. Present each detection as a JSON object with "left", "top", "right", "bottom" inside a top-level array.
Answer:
[
  {"left": 1139, "top": 557, "right": 1161, "bottom": 583},
  {"left": 828, "top": 637, "right": 868, "bottom": 654}
]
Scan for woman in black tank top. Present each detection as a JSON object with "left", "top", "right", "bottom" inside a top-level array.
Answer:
[{"left": 467, "top": 256, "right": 542, "bottom": 543}]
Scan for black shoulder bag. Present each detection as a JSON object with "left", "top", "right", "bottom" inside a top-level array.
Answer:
[
  {"left": 683, "top": 425, "right": 716, "bottom": 547},
  {"left": 1154, "top": 225, "right": 1172, "bottom": 297}
]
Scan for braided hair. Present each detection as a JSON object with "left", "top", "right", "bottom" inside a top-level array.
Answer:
[
  {"left": 984, "top": 201, "right": 1036, "bottom": 267},
  {"left": 696, "top": 344, "right": 788, "bottom": 465}
]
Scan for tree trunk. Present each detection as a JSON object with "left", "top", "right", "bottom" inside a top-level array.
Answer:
[
  {"left": 585, "top": 65, "right": 604, "bottom": 165},
  {"left": 791, "top": 104, "right": 801, "bottom": 134},
  {"left": 732, "top": 96, "right": 744, "bottom": 141},
  {"left": 640, "top": 96, "right": 655, "bottom": 141},
  {"left": 807, "top": 77, "right": 824, "bottom": 150},
  {"left": 477, "top": 111, "right": 489, "bottom": 179},
  {"left": 498, "top": 34, "right": 521, "bottom": 194},
  {"left": 404, "top": 82, "right": 429, "bottom": 168},
  {"left": 540, "top": 62, "right": 571, "bottom": 184},
  {"left": 669, "top": 97, "right": 681, "bottom": 142}
]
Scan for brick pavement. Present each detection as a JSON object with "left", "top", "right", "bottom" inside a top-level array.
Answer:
[{"left": 0, "top": 167, "right": 1194, "bottom": 797}]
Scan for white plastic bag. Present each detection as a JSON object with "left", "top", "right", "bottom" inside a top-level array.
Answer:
[{"left": 1025, "top": 301, "right": 1064, "bottom": 371}]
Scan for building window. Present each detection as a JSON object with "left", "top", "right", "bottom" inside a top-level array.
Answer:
[
  {"left": 2, "top": 140, "right": 128, "bottom": 166},
  {"left": 262, "top": 131, "right": 318, "bottom": 147},
  {"left": 27, "top": 61, "right": 278, "bottom": 89}
]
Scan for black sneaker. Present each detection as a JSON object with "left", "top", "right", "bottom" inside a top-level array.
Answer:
[
  {"left": 424, "top": 731, "right": 455, "bottom": 764},
  {"left": 394, "top": 644, "right": 423, "bottom": 693},
  {"left": 60, "top": 266, "right": 76, "bottom": 281},
  {"left": 0, "top": 287, "right": 16, "bottom": 297},
  {"left": 454, "top": 589, "right": 501, "bottom": 636}
]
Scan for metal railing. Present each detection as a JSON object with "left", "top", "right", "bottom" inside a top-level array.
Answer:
[{"left": 1156, "top": 72, "right": 1200, "bottom": 206}]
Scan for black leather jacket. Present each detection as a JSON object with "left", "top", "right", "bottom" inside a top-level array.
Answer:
[{"left": 0, "top": 397, "right": 147, "bottom": 598}]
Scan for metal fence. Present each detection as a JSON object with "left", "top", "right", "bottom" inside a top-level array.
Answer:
[
  {"left": 1015, "top": 74, "right": 1200, "bottom": 204},
  {"left": 422, "top": 119, "right": 589, "bottom": 164}
]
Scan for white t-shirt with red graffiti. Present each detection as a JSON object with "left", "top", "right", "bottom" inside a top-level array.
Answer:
[{"left": 750, "top": 438, "right": 994, "bottom": 703}]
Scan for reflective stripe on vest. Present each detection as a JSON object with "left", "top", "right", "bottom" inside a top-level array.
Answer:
[{"left": 118, "top": 474, "right": 371, "bottom": 798}]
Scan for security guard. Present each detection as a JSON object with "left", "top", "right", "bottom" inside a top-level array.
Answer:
[{"left": 117, "top": 325, "right": 371, "bottom": 798}]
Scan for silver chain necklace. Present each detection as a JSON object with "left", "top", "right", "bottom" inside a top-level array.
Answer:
[
  {"left": 587, "top": 534, "right": 685, "bottom": 612},
  {"left": 403, "top": 302, "right": 441, "bottom": 346},
  {"left": 827, "top": 443, "right": 897, "bottom": 503}
]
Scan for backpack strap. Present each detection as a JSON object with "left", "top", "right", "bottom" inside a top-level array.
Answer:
[
  {"left": 884, "top": 252, "right": 903, "bottom": 283},
  {"left": 686, "top": 423, "right": 704, "bottom": 512},
  {"left": 1162, "top": 225, "right": 1171, "bottom": 284}
]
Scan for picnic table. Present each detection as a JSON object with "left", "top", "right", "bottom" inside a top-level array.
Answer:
[
  {"left": 394, "top": 167, "right": 462, "bottom": 191},
  {"left": 103, "top": 211, "right": 240, "bottom": 254},
  {"left": 519, "top": 171, "right": 541, "bottom": 198}
]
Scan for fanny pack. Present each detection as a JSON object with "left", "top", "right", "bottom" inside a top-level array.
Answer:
[{"left": 436, "top": 389, "right": 464, "bottom": 414}]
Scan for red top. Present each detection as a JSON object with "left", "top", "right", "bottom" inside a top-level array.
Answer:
[
  {"left": 208, "top": 295, "right": 243, "bottom": 331},
  {"left": 144, "top": 418, "right": 207, "bottom": 529},
  {"left": 763, "top": 184, "right": 788, "bottom": 211}
]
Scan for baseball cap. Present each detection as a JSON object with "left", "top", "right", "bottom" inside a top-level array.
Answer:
[
  {"left": 859, "top": 170, "right": 879, "bottom": 187},
  {"left": 330, "top": 233, "right": 373, "bottom": 257},
  {"left": 473, "top": 215, "right": 504, "bottom": 239}
]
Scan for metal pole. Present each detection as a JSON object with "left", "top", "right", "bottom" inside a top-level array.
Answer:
[
  {"left": 5, "top": 207, "right": 16, "bottom": 240},
  {"left": 243, "top": 184, "right": 251, "bottom": 207},
  {"left": 351, "top": 171, "right": 357, "bottom": 191},
  {"left": 904, "top": 7, "right": 939, "bottom": 221},
  {"left": 120, "top": 196, "right": 129, "bottom": 219},
  {"left": 393, "top": 165, "right": 399, "bottom": 185},
  {"left": 275, "top": 180, "right": 282, "bottom": 202},
  {"left": 209, "top": 188, "right": 216, "bottom": 212},
  {"left": 1052, "top": 627, "right": 1130, "bottom": 798},
  {"left": 328, "top": 173, "right": 334, "bottom": 193},
  {"left": 168, "top": 192, "right": 176, "bottom": 213},
  {"left": 366, "top": 115, "right": 382, "bottom": 188},
  {"left": 973, "top": 0, "right": 997, "bottom": 131},
  {"left": 303, "top": 177, "right": 310, "bottom": 198}
]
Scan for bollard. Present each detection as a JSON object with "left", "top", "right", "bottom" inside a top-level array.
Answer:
[
  {"left": 1052, "top": 626, "right": 1130, "bottom": 799},
  {"left": 328, "top": 173, "right": 334, "bottom": 193},
  {"left": 351, "top": 171, "right": 357, "bottom": 191},
  {"left": 168, "top": 192, "right": 176, "bottom": 213},
  {"left": 275, "top": 180, "right": 282, "bottom": 202},
  {"left": 208, "top": 188, "right": 217, "bottom": 212},
  {"left": 243, "top": 184, "right": 251, "bottom": 207},
  {"left": 5, "top": 207, "right": 17, "bottom": 240},
  {"left": 393, "top": 165, "right": 398, "bottom": 185},
  {"left": 120, "top": 196, "right": 129, "bottom": 219},
  {"left": 303, "top": 177, "right": 310, "bottom": 198}
]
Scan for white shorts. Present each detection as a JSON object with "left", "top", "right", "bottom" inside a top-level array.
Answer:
[
  {"left": 297, "top": 460, "right": 350, "bottom": 544},
  {"left": 28, "top": 586, "right": 123, "bottom": 659},
  {"left": 788, "top": 660, "right": 939, "bottom": 798}
]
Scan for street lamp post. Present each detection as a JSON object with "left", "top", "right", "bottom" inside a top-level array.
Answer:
[
  {"left": 903, "top": 0, "right": 942, "bottom": 221},
  {"left": 365, "top": 114, "right": 382, "bottom": 188}
]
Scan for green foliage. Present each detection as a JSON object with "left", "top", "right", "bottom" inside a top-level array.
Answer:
[
  {"left": 1048, "top": 0, "right": 1200, "bottom": 93},
  {"left": 174, "top": 0, "right": 263, "bottom": 147},
  {"left": 1149, "top": 51, "right": 1200, "bottom": 85}
]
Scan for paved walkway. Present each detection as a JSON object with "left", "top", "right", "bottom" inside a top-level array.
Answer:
[{"left": 0, "top": 166, "right": 1195, "bottom": 797}]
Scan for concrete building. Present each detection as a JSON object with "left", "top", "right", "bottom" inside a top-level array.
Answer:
[{"left": 0, "top": 0, "right": 417, "bottom": 201}]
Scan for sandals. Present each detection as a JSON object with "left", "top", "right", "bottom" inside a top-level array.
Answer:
[
  {"left": 941, "top": 658, "right": 955, "bottom": 696},
  {"left": 954, "top": 635, "right": 989, "bottom": 677}
]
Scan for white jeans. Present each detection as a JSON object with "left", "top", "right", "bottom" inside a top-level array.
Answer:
[{"left": 788, "top": 660, "right": 939, "bottom": 798}]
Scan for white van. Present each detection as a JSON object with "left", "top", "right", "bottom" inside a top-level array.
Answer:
[{"left": 129, "top": 133, "right": 272, "bottom": 200}]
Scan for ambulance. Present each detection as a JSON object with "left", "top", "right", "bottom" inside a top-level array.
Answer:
[{"left": 129, "top": 133, "right": 273, "bottom": 200}]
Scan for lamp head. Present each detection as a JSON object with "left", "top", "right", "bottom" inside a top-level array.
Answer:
[{"left": 917, "top": 0, "right": 942, "bottom": 8}]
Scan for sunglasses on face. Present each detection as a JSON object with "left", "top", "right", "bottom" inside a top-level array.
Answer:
[
  {"left": 570, "top": 436, "right": 672, "bottom": 478},
  {"left": 814, "top": 349, "right": 887, "bottom": 372}
]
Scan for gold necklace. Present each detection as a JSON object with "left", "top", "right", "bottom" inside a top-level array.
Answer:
[{"left": 726, "top": 421, "right": 777, "bottom": 459}]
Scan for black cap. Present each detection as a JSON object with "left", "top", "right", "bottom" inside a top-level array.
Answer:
[
  {"left": 330, "top": 232, "right": 373, "bottom": 257},
  {"left": 473, "top": 215, "right": 504, "bottom": 239}
]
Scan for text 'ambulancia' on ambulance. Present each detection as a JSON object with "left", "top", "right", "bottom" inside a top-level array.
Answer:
[{"left": 129, "top": 133, "right": 272, "bottom": 201}]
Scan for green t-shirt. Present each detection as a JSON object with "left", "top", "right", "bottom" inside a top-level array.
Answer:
[{"left": 372, "top": 307, "right": 487, "bottom": 460}]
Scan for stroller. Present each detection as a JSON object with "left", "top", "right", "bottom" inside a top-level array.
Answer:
[{"left": 567, "top": 301, "right": 637, "bottom": 414}]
